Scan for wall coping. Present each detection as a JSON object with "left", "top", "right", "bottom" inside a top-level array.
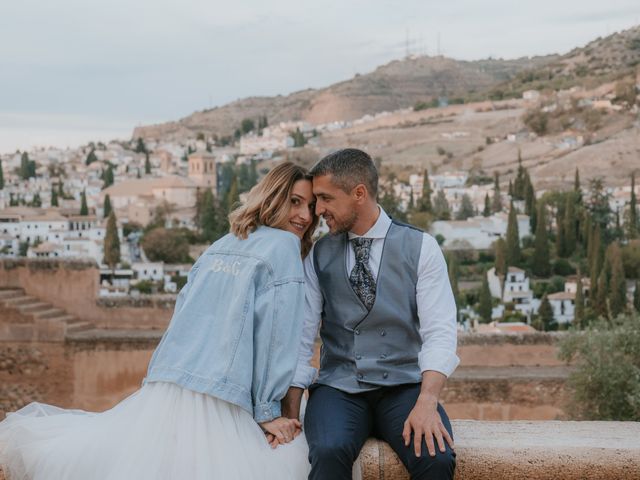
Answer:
[
  {"left": 359, "top": 420, "right": 640, "bottom": 480},
  {"left": 1, "top": 421, "right": 638, "bottom": 480}
]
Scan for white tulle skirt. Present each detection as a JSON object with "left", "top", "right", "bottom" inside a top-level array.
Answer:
[{"left": 0, "top": 382, "right": 311, "bottom": 480}]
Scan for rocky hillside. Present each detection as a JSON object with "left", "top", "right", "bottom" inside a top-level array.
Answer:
[
  {"left": 486, "top": 25, "right": 640, "bottom": 100},
  {"left": 132, "top": 55, "right": 553, "bottom": 141}
]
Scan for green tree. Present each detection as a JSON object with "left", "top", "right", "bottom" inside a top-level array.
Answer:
[
  {"left": 608, "top": 243, "right": 627, "bottom": 318},
  {"left": 241, "top": 118, "right": 255, "bottom": 134},
  {"left": 226, "top": 175, "right": 240, "bottom": 212},
  {"left": 492, "top": 172, "right": 502, "bottom": 213},
  {"left": 532, "top": 202, "right": 551, "bottom": 277},
  {"left": 574, "top": 167, "right": 582, "bottom": 202},
  {"left": 31, "top": 193, "right": 42, "bottom": 207},
  {"left": 433, "top": 190, "right": 451, "bottom": 220},
  {"left": 103, "top": 211, "right": 121, "bottom": 270},
  {"left": 141, "top": 227, "right": 191, "bottom": 263},
  {"left": 574, "top": 271, "right": 585, "bottom": 328},
  {"left": 627, "top": 173, "right": 638, "bottom": 239},
  {"left": 555, "top": 202, "right": 567, "bottom": 258},
  {"left": 291, "top": 128, "right": 307, "bottom": 147},
  {"left": 455, "top": 194, "right": 475, "bottom": 220},
  {"left": 0, "top": 160, "right": 4, "bottom": 189},
  {"left": 537, "top": 294, "right": 556, "bottom": 331},
  {"left": 513, "top": 151, "right": 528, "bottom": 200},
  {"left": 86, "top": 149, "right": 98, "bottom": 165},
  {"left": 559, "top": 315, "right": 640, "bottom": 420},
  {"left": 51, "top": 186, "right": 58, "bottom": 207},
  {"left": 595, "top": 268, "right": 609, "bottom": 319},
  {"left": 103, "top": 194, "right": 112, "bottom": 218},
  {"left": 494, "top": 237, "right": 507, "bottom": 276},
  {"left": 80, "top": 190, "right": 89, "bottom": 216},
  {"left": 20, "top": 152, "right": 29, "bottom": 179},
  {"left": 145, "top": 152, "right": 151, "bottom": 175},
  {"left": 505, "top": 201, "right": 521, "bottom": 266},
  {"left": 200, "top": 189, "right": 224, "bottom": 242},
  {"left": 483, "top": 193, "right": 491, "bottom": 217},
  {"left": 136, "top": 137, "right": 147, "bottom": 154},
  {"left": 478, "top": 273, "right": 493, "bottom": 323},
  {"left": 103, "top": 164, "right": 114, "bottom": 189},
  {"left": 634, "top": 281, "right": 640, "bottom": 313},
  {"left": 564, "top": 194, "right": 577, "bottom": 253},
  {"left": 417, "top": 170, "right": 432, "bottom": 213}
]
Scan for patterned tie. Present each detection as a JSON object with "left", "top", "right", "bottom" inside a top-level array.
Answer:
[{"left": 349, "top": 237, "right": 376, "bottom": 311}]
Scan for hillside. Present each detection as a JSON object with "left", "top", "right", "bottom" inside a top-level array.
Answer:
[{"left": 132, "top": 55, "right": 553, "bottom": 141}]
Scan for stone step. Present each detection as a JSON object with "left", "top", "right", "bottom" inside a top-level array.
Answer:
[
  {"left": 0, "top": 288, "right": 24, "bottom": 299},
  {"left": 2, "top": 295, "right": 38, "bottom": 306},
  {"left": 31, "top": 308, "right": 66, "bottom": 319},
  {"left": 65, "top": 320, "right": 94, "bottom": 334},
  {"left": 17, "top": 301, "right": 52, "bottom": 314}
]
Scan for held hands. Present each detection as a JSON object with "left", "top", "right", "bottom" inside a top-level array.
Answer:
[
  {"left": 259, "top": 417, "right": 302, "bottom": 449},
  {"left": 402, "top": 394, "right": 454, "bottom": 458}
]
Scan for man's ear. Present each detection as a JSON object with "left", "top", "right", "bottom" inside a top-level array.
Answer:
[{"left": 352, "top": 184, "right": 368, "bottom": 203}]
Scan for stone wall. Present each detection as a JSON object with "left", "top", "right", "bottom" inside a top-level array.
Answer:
[{"left": 0, "top": 259, "right": 173, "bottom": 330}]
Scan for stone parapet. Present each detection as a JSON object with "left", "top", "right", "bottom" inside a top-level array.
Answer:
[
  {"left": 2, "top": 421, "right": 638, "bottom": 480},
  {"left": 358, "top": 420, "right": 640, "bottom": 480}
]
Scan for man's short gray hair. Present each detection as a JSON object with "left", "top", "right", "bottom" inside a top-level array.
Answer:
[{"left": 310, "top": 148, "right": 378, "bottom": 196}]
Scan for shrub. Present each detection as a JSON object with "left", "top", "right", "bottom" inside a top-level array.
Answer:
[
  {"left": 553, "top": 258, "right": 576, "bottom": 276},
  {"left": 559, "top": 315, "right": 640, "bottom": 420}
]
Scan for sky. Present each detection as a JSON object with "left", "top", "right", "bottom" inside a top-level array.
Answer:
[{"left": 1, "top": 0, "right": 639, "bottom": 153}]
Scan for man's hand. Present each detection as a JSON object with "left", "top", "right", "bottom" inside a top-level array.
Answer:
[
  {"left": 402, "top": 394, "right": 454, "bottom": 457},
  {"left": 260, "top": 417, "right": 302, "bottom": 449},
  {"left": 402, "top": 370, "right": 454, "bottom": 457}
]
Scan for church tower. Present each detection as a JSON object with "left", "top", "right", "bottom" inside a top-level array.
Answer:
[{"left": 188, "top": 151, "right": 217, "bottom": 194}]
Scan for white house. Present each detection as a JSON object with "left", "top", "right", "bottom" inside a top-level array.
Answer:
[
  {"left": 487, "top": 266, "right": 536, "bottom": 319},
  {"left": 547, "top": 291, "right": 575, "bottom": 325},
  {"left": 430, "top": 213, "right": 531, "bottom": 250}
]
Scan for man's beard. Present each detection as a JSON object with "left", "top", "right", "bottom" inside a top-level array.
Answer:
[{"left": 328, "top": 211, "right": 358, "bottom": 235}]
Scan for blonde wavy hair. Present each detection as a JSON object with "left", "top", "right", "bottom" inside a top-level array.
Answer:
[{"left": 229, "top": 162, "right": 318, "bottom": 257}]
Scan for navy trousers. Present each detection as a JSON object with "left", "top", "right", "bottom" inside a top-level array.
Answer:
[{"left": 304, "top": 384, "right": 455, "bottom": 480}]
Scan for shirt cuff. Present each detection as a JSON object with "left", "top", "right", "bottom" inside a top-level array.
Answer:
[
  {"left": 418, "top": 348, "right": 460, "bottom": 378},
  {"left": 253, "top": 401, "right": 281, "bottom": 423},
  {"left": 291, "top": 364, "right": 318, "bottom": 389}
]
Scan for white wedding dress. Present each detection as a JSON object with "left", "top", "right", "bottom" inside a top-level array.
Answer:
[{"left": 0, "top": 381, "right": 312, "bottom": 480}]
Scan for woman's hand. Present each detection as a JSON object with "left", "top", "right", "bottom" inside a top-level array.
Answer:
[{"left": 259, "top": 417, "right": 302, "bottom": 448}]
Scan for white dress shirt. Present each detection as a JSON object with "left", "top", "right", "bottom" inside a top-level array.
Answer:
[{"left": 292, "top": 207, "right": 460, "bottom": 388}]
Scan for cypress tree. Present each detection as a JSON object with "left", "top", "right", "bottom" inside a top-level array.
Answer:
[
  {"left": 532, "top": 202, "right": 551, "bottom": 277},
  {"left": 538, "top": 294, "right": 555, "bottom": 331},
  {"left": 595, "top": 268, "right": 608, "bottom": 319},
  {"left": 634, "top": 280, "right": 640, "bottom": 313},
  {"left": 478, "top": 273, "right": 492, "bottom": 323},
  {"left": 85, "top": 149, "right": 98, "bottom": 165},
  {"left": 103, "top": 211, "right": 121, "bottom": 270},
  {"left": 226, "top": 175, "right": 240, "bottom": 212},
  {"left": 556, "top": 202, "right": 567, "bottom": 258},
  {"left": 103, "top": 164, "right": 114, "bottom": 189},
  {"left": 136, "top": 137, "right": 147, "bottom": 154},
  {"left": 524, "top": 177, "right": 535, "bottom": 216},
  {"left": 433, "top": 190, "right": 451, "bottom": 220},
  {"left": 492, "top": 172, "right": 502, "bottom": 213},
  {"left": 0, "top": 159, "right": 4, "bottom": 189},
  {"left": 506, "top": 201, "right": 520, "bottom": 266},
  {"left": 574, "top": 167, "right": 582, "bottom": 202},
  {"left": 455, "top": 194, "right": 475, "bottom": 220},
  {"left": 418, "top": 169, "right": 432, "bottom": 213},
  {"left": 513, "top": 151, "right": 527, "bottom": 200},
  {"left": 564, "top": 194, "right": 577, "bottom": 253},
  {"left": 20, "top": 152, "right": 29, "bottom": 179},
  {"left": 201, "top": 189, "right": 220, "bottom": 242},
  {"left": 608, "top": 243, "right": 626, "bottom": 318},
  {"left": 31, "top": 193, "right": 41, "bottom": 207},
  {"left": 627, "top": 173, "right": 638, "bottom": 239},
  {"left": 588, "top": 225, "right": 603, "bottom": 304},
  {"left": 508, "top": 180, "right": 514, "bottom": 197},
  {"left": 103, "top": 194, "right": 112, "bottom": 218},
  {"left": 494, "top": 237, "right": 507, "bottom": 276},
  {"left": 483, "top": 193, "right": 491, "bottom": 217},
  {"left": 574, "top": 271, "right": 585, "bottom": 328},
  {"left": 145, "top": 152, "right": 151, "bottom": 175},
  {"left": 80, "top": 190, "right": 88, "bottom": 216},
  {"left": 51, "top": 187, "right": 58, "bottom": 207}
]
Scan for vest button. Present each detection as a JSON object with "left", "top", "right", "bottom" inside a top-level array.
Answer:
[
  {"left": 383, "top": 372, "right": 388, "bottom": 379},
  {"left": 379, "top": 329, "right": 386, "bottom": 336},
  {"left": 354, "top": 329, "right": 360, "bottom": 335}
]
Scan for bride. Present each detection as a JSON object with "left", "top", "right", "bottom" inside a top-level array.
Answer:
[{"left": 0, "top": 162, "right": 318, "bottom": 480}]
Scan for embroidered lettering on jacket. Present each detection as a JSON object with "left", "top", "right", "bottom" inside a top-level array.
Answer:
[{"left": 210, "top": 258, "right": 242, "bottom": 276}]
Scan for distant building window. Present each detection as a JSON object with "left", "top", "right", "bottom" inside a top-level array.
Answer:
[{"left": 511, "top": 275, "right": 516, "bottom": 282}]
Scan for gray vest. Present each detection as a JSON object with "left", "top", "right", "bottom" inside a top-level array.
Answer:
[{"left": 313, "top": 221, "right": 423, "bottom": 393}]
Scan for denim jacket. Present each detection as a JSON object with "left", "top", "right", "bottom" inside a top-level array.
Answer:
[{"left": 144, "top": 226, "right": 305, "bottom": 423}]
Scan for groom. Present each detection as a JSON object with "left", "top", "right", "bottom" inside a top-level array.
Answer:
[{"left": 283, "top": 148, "right": 459, "bottom": 480}]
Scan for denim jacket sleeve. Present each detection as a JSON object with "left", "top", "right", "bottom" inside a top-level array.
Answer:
[{"left": 251, "top": 276, "right": 305, "bottom": 423}]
